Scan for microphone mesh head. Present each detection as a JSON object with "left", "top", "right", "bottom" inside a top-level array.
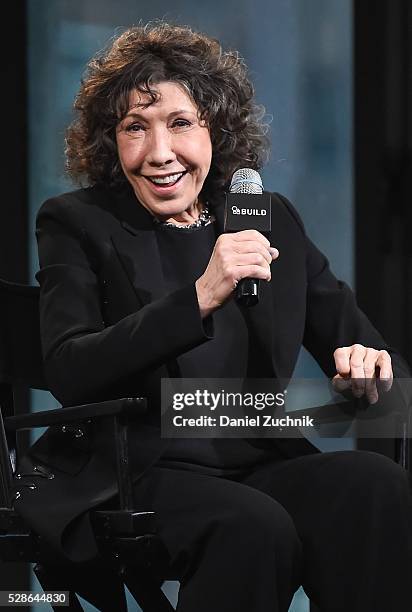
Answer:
[{"left": 229, "top": 168, "right": 263, "bottom": 194}]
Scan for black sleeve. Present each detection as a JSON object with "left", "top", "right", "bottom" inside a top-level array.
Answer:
[
  {"left": 35, "top": 196, "right": 213, "bottom": 406},
  {"left": 276, "top": 193, "right": 411, "bottom": 379}
]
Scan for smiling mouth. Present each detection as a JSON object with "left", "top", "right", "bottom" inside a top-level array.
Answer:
[{"left": 145, "top": 171, "right": 187, "bottom": 187}]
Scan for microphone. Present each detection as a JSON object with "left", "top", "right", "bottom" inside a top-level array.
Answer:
[{"left": 224, "top": 169, "right": 272, "bottom": 307}]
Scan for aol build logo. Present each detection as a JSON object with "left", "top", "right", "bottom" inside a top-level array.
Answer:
[{"left": 231, "top": 205, "right": 267, "bottom": 216}]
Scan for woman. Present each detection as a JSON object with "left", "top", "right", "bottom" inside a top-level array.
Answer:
[{"left": 15, "top": 22, "right": 412, "bottom": 611}]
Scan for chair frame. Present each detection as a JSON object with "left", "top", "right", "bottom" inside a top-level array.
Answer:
[{"left": 0, "top": 278, "right": 174, "bottom": 612}]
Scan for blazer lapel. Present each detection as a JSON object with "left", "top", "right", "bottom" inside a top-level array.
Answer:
[{"left": 109, "top": 185, "right": 167, "bottom": 304}]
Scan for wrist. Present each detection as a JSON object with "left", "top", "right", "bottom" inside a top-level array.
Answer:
[{"left": 195, "top": 279, "right": 215, "bottom": 319}]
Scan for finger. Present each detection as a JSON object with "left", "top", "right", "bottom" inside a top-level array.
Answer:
[
  {"left": 269, "top": 247, "right": 279, "bottom": 260},
  {"left": 332, "top": 373, "right": 351, "bottom": 394},
  {"left": 364, "top": 375, "right": 378, "bottom": 404},
  {"left": 363, "top": 348, "right": 379, "bottom": 404},
  {"left": 232, "top": 229, "right": 271, "bottom": 248},
  {"left": 236, "top": 263, "right": 271, "bottom": 282},
  {"left": 349, "top": 344, "right": 367, "bottom": 397},
  {"left": 376, "top": 350, "right": 393, "bottom": 392},
  {"left": 376, "top": 350, "right": 392, "bottom": 379},
  {"left": 333, "top": 347, "right": 352, "bottom": 377},
  {"left": 234, "top": 252, "right": 272, "bottom": 270},
  {"left": 233, "top": 241, "right": 277, "bottom": 265}
]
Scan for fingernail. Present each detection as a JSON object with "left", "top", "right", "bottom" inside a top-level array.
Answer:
[{"left": 269, "top": 247, "right": 279, "bottom": 258}]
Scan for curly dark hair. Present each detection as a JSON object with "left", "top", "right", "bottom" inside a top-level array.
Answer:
[{"left": 65, "top": 21, "right": 270, "bottom": 202}]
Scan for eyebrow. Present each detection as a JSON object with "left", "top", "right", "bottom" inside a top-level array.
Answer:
[{"left": 124, "top": 109, "right": 196, "bottom": 120}]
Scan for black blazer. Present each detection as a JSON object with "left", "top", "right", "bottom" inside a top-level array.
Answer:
[{"left": 13, "top": 183, "right": 409, "bottom": 562}]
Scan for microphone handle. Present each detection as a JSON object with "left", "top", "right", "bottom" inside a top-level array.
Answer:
[{"left": 235, "top": 278, "right": 260, "bottom": 307}]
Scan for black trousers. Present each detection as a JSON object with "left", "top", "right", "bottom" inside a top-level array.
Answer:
[{"left": 132, "top": 449, "right": 412, "bottom": 612}]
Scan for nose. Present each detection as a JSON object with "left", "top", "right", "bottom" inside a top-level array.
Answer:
[{"left": 145, "top": 126, "right": 176, "bottom": 167}]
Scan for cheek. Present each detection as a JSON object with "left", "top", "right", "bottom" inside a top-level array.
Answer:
[
  {"left": 193, "top": 142, "right": 212, "bottom": 175},
  {"left": 201, "top": 138, "right": 213, "bottom": 172},
  {"left": 181, "top": 131, "right": 212, "bottom": 175},
  {"left": 117, "top": 139, "right": 143, "bottom": 172},
  {"left": 119, "top": 152, "right": 134, "bottom": 173}
]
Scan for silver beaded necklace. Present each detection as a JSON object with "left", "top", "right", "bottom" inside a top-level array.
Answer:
[{"left": 153, "top": 205, "right": 214, "bottom": 230}]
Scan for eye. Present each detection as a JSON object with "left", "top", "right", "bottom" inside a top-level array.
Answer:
[
  {"left": 125, "top": 122, "right": 145, "bottom": 134},
  {"left": 171, "top": 118, "right": 193, "bottom": 130}
]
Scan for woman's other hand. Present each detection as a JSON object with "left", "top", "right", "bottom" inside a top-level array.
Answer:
[
  {"left": 332, "top": 344, "right": 393, "bottom": 404},
  {"left": 195, "top": 229, "right": 279, "bottom": 318}
]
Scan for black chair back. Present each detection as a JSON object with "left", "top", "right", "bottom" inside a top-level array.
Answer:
[
  {"left": 0, "top": 279, "right": 46, "bottom": 395},
  {"left": 0, "top": 279, "right": 47, "bottom": 507}
]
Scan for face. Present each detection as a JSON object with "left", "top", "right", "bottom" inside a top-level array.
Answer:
[{"left": 116, "top": 81, "right": 212, "bottom": 222}]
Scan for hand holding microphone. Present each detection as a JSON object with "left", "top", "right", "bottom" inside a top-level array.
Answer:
[{"left": 195, "top": 169, "right": 278, "bottom": 318}]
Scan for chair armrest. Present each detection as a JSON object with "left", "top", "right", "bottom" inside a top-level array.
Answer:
[
  {"left": 4, "top": 397, "right": 147, "bottom": 431},
  {"left": 290, "top": 388, "right": 410, "bottom": 430},
  {"left": 289, "top": 400, "right": 358, "bottom": 423}
]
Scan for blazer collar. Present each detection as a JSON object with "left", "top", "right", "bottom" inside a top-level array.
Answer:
[{"left": 109, "top": 184, "right": 167, "bottom": 303}]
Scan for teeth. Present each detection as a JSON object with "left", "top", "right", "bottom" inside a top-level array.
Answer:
[{"left": 149, "top": 172, "right": 184, "bottom": 185}]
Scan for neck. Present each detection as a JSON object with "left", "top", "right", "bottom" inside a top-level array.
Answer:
[{"left": 163, "top": 200, "right": 204, "bottom": 226}]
